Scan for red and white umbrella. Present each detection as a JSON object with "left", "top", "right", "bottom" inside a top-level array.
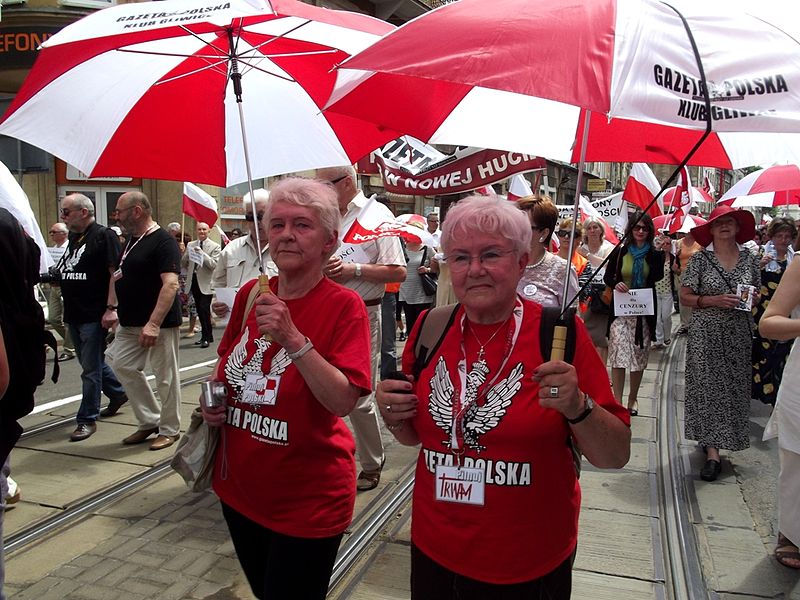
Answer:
[
  {"left": 0, "top": 0, "right": 399, "bottom": 188},
  {"left": 718, "top": 164, "right": 800, "bottom": 207},
  {"left": 658, "top": 185, "right": 713, "bottom": 207},
  {"left": 326, "top": 0, "right": 800, "bottom": 169}
]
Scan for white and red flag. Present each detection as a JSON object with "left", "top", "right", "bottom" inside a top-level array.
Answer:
[
  {"left": 343, "top": 196, "right": 437, "bottom": 246},
  {"left": 665, "top": 166, "right": 692, "bottom": 234},
  {"left": 507, "top": 174, "right": 533, "bottom": 202},
  {"left": 578, "top": 195, "right": 619, "bottom": 244},
  {"left": 474, "top": 183, "right": 497, "bottom": 196},
  {"left": 702, "top": 171, "right": 715, "bottom": 198},
  {"left": 622, "top": 163, "right": 662, "bottom": 218},
  {"left": 183, "top": 182, "right": 218, "bottom": 226},
  {"left": 0, "top": 160, "right": 51, "bottom": 272}
]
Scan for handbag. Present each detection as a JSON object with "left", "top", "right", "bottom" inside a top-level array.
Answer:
[
  {"left": 589, "top": 283, "right": 611, "bottom": 314},
  {"left": 170, "top": 282, "right": 260, "bottom": 491},
  {"left": 419, "top": 246, "right": 438, "bottom": 296}
]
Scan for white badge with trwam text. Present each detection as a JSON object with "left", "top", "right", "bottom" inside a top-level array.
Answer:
[
  {"left": 241, "top": 373, "right": 280, "bottom": 406},
  {"left": 435, "top": 465, "right": 485, "bottom": 506}
]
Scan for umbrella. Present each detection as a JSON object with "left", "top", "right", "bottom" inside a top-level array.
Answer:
[
  {"left": 397, "top": 213, "right": 427, "bottom": 229},
  {"left": 0, "top": 0, "right": 400, "bottom": 190},
  {"left": 326, "top": 0, "right": 800, "bottom": 170},
  {"left": 718, "top": 164, "right": 800, "bottom": 207},
  {"left": 653, "top": 213, "right": 707, "bottom": 234},
  {"left": 325, "top": 0, "right": 800, "bottom": 324}
]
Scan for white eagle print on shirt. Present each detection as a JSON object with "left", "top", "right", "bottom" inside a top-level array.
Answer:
[
  {"left": 429, "top": 356, "right": 524, "bottom": 453},
  {"left": 224, "top": 326, "right": 291, "bottom": 400}
]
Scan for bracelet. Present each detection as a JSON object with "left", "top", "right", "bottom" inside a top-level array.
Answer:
[
  {"left": 385, "top": 420, "right": 405, "bottom": 432},
  {"left": 287, "top": 337, "right": 313, "bottom": 361},
  {"left": 697, "top": 295, "right": 704, "bottom": 308},
  {"left": 106, "top": 304, "right": 118, "bottom": 310}
]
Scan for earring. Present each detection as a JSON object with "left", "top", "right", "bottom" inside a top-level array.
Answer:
[{"left": 539, "top": 237, "right": 545, "bottom": 243}]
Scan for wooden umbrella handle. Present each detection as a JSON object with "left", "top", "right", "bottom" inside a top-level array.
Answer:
[{"left": 550, "top": 324, "right": 567, "bottom": 362}]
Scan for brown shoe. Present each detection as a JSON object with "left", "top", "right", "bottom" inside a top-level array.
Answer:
[
  {"left": 69, "top": 422, "right": 96, "bottom": 442},
  {"left": 149, "top": 434, "right": 180, "bottom": 451},
  {"left": 356, "top": 456, "right": 386, "bottom": 491},
  {"left": 122, "top": 427, "right": 158, "bottom": 445}
]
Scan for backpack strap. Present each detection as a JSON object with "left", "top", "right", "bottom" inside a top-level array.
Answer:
[
  {"left": 412, "top": 303, "right": 460, "bottom": 380},
  {"left": 539, "top": 306, "right": 577, "bottom": 363}
]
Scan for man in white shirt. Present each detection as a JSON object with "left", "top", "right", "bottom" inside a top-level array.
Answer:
[
  {"left": 211, "top": 190, "right": 278, "bottom": 318},
  {"left": 426, "top": 211, "right": 441, "bottom": 249},
  {"left": 44, "top": 222, "right": 75, "bottom": 360},
  {"left": 317, "top": 165, "right": 407, "bottom": 491}
]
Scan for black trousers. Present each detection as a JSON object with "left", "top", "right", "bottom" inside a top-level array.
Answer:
[
  {"left": 410, "top": 543, "right": 574, "bottom": 600},
  {"left": 221, "top": 502, "right": 343, "bottom": 600},
  {"left": 190, "top": 275, "right": 213, "bottom": 342}
]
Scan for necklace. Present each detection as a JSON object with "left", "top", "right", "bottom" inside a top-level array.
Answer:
[
  {"left": 469, "top": 318, "right": 509, "bottom": 363},
  {"left": 526, "top": 252, "right": 547, "bottom": 269}
]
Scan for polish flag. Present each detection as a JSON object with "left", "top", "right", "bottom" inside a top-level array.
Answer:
[
  {"left": 666, "top": 167, "right": 692, "bottom": 234},
  {"left": 343, "top": 196, "right": 437, "bottom": 246},
  {"left": 474, "top": 183, "right": 497, "bottom": 196},
  {"left": 622, "top": 163, "right": 663, "bottom": 218},
  {"left": 507, "top": 174, "right": 533, "bottom": 202},
  {"left": 702, "top": 172, "right": 716, "bottom": 198},
  {"left": 214, "top": 224, "right": 230, "bottom": 245},
  {"left": 182, "top": 182, "right": 218, "bottom": 226},
  {"left": 578, "top": 195, "right": 619, "bottom": 244}
]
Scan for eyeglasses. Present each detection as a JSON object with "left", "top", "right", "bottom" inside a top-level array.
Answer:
[
  {"left": 632, "top": 224, "right": 650, "bottom": 232},
  {"left": 48, "top": 230, "right": 64, "bottom": 235},
  {"left": 556, "top": 230, "right": 571, "bottom": 237},
  {"left": 321, "top": 175, "right": 348, "bottom": 186},
  {"left": 444, "top": 249, "right": 515, "bottom": 272},
  {"left": 60, "top": 207, "right": 80, "bottom": 216},
  {"left": 244, "top": 212, "right": 264, "bottom": 222}
]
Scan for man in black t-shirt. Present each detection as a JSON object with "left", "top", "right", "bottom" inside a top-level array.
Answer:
[
  {"left": 60, "top": 194, "right": 128, "bottom": 442},
  {"left": 103, "top": 192, "right": 183, "bottom": 451}
]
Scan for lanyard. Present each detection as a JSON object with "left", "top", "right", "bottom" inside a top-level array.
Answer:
[
  {"left": 450, "top": 299, "right": 524, "bottom": 456},
  {"left": 119, "top": 223, "right": 158, "bottom": 269}
]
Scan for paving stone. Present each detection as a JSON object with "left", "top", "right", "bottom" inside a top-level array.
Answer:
[
  {"left": 103, "top": 535, "right": 150, "bottom": 560},
  {"left": 65, "top": 583, "right": 129, "bottom": 600},
  {"left": 116, "top": 577, "right": 165, "bottom": 597},
  {"left": 580, "top": 469, "right": 655, "bottom": 517}
]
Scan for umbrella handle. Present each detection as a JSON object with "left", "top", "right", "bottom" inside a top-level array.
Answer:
[
  {"left": 550, "top": 324, "right": 567, "bottom": 362},
  {"left": 258, "top": 274, "right": 273, "bottom": 341}
]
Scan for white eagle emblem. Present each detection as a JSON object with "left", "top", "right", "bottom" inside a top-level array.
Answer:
[
  {"left": 223, "top": 326, "right": 291, "bottom": 400},
  {"left": 428, "top": 356, "right": 524, "bottom": 452}
]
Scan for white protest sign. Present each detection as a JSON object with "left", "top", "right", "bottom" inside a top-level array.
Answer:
[
  {"left": 188, "top": 245, "right": 203, "bottom": 267},
  {"left": 213, "top": 287, "right": 237, "bottom": 328},
  {"left": 613, "top": 288, "right": 655, "bottom": 317}
]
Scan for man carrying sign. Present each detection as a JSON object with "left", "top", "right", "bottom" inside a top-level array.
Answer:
[{"left": 181, "top": 222, "right": 220, "bottom": 348}]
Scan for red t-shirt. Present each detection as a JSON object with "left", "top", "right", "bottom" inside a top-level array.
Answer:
[
  {"left": 213, "top": 277, "right": 372, "bottom": 538},
  {"left": 402, "top": 300, "right": 629, "bottom": 584}
]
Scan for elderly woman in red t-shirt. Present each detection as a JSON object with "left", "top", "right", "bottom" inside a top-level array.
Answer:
[
  {"left": 201, "top": 177, "right": 371, "bottom": 600},
  {"left": 377, "top": 195, "right": 630, "bottom": 599}
]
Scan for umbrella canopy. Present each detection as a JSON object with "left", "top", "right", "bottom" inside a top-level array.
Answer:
[
  {"left": 0, "top": 0, "right": 400, "bottom": 187},
  {"left": 719, "top": 164, "right": 800, "bottom": 207},
  {"left": 326, "top": 0, "right": 800, "bottom": 169},
  {"left": 653, "top": 213, "right": 707, "bottom": 234}
]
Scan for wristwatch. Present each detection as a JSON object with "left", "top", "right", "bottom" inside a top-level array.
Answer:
[
  {"left": 354, "top": 263, "right": 362, "bottom": 278},
  {"left": 287, "top": 337, "right": 314, "bottom": 361},
  {"left": 566, "top": 394, "right": 595, "bottom": 425}
]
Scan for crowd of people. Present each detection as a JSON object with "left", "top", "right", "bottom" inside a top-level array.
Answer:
[{"left": 2, "top": 172, "right": 799, "bottom": 599}]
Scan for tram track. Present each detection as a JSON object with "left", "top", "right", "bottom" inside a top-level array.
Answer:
[{"left": 658, "top": 336, "right": 708, "bottom": 600}]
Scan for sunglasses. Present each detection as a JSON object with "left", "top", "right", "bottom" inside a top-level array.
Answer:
[
  {"left": 244, "top": 212, "right": 264, "bottom": 222},
  {"left": 556, "top": 230, "right": 571, "bottom": 237},
  {"left": 633, "top": 224, "right": 650, "bottom": 232},
  {"left": 60, "top": 207, "right": 80, "bottom": 216},
  {"left": 321, "top": 175, "right": 348, "bottom": 186}
]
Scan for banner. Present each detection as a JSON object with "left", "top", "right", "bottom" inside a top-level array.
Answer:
[
  {"left": 557, "top": 193, "right": 624, "bottom": 221},
  {"left": 357, "top": 137, "right": 545, "bottom": 195}
]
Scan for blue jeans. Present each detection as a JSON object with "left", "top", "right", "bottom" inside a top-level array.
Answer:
[{"left": 69, "top": 322, "right": 126, "bottom": 424}]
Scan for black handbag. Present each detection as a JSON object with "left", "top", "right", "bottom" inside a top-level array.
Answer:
[{"left": 419, "top": 246, "right": 438, "bottom": 296}]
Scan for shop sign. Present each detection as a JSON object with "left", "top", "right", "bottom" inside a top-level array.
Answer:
[{"left": 0, "top": 27, "right": 59, "bottom": 69}]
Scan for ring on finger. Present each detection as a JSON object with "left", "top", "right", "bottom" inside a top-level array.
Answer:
[{"left": 549, "top": 386, "right": 559, "bottom": 399}]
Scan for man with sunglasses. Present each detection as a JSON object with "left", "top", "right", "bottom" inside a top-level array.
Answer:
[
  {"left": 316, "top": 165, "right": 407, "bottom": 492},
  {"left": 58, "top": 194, "right": 128, "bottom": 441},
  {"left": 211, "top": 189, "right": 278, "bottom": 319}
]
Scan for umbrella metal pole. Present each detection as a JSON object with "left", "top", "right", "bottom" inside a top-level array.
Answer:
[{"left": 552, "top": 109, "right": 592, "bottom": 361}]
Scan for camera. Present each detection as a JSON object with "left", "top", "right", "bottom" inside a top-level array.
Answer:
[
  {"left": 200, "top": 381, "right": 228, "bottom": 409},
  {"left": 39, "top": 266, "right": 62, "bottom": 285}
]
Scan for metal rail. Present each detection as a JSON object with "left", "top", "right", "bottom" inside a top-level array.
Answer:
[
  {"left": 329, "top": 469, "right": 415, "bottom": 592},
  {"left": 658, "top": 338, "right": 708, "bottom": 599}
]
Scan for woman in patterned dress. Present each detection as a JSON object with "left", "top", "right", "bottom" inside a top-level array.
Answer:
[
  {"left": 681, "top": 206, "right": 760, "bottom": 482},
  {"left": 752, "top": 217, "right": 796, "bottom": 405},
  {"left": 515, "top": 195, "right": 578, "bottom": 308},
  {"left": 604, "top": 212, "right": 665, "bottom": 416}
]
